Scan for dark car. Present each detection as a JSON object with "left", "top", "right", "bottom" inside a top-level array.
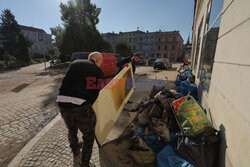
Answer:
[
  {"left": 153, "top": 58, "right": 172, "bottom": 69},
  {"left": 148, "top": 58, "right": 156, "bottom": 66}
]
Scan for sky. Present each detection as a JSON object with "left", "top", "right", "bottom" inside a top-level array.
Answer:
[{"left": 0, "top": 0, "right": 194, "bottom": 43}]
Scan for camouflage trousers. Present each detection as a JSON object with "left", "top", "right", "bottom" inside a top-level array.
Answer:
[{"left": 59, "top": 102, "right": 96, "bottom": 167}]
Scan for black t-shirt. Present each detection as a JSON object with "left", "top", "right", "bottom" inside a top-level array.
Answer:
[{"left": 59, "top": 59, "right": 104, "bottom": 104}]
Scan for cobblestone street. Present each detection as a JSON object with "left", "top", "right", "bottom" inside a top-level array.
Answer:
[
  {"left": 0, "top": 63, "right": 64, "bottom": 166},
  {"left": 16, "top": 118, "right": 100, "bottom": 167}
]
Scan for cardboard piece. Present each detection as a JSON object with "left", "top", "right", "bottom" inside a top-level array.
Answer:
[{"left": 93, "top": 63, "right": 135, "bottom": 145}]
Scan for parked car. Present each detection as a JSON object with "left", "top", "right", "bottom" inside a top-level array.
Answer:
[
  {"left": 148, "top": 58, "right": 156, "bottom": 66},
  {"left": 71, "top": 52, "right": 121, "bottom": 77},
  {"left": 153, "top": 58, "right": 172, "bottom": 69}
]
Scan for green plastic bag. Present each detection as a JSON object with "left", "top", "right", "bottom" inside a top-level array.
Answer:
[{"left": 173, "top": 95, "right": 215, "bottom": 136}]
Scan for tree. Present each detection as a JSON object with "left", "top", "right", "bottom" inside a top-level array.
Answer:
[
  {"left": 0, "top": 9, "right": 20, "bottom": 56},
  {"left": 51, "top": 0, "right": 111, "bottom": 62},
  {"left": 0, "top": 47, "right": 4, "bottom": 60},
  {"left": 115, "top": 43, "right": 130, "bottom": 57},
  {"left": 15, "top": 33, "right": 30, "bottom": 63}
]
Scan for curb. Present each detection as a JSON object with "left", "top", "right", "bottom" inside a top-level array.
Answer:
[{"left": 8, "top": 114, "right": 61, "bottom": 167}]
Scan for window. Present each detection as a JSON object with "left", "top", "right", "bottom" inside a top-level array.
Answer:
[
  {"left": 208, "top": 0, "right": 224, "bottom": 28},
  {"left": 165, "top": 45, "right": 168, "bottom": 50},
  {"left": 164, "top": 54, "right": 166, "bottom": 58},
  {"left": 158, "top": 45, "right": 161, "bottom": 50},
  {"left": 173, "top": 36, "right": 176, "bottom": 41},
  {"left": 133, "top": 45, "right": 136, "bottom": 50},
  {"left": 193, "top": 19, "right": 203, "bottom": 70},
  {"left": 165, "top": 37, "right": 168, "bottom": 41},
  {"left": 198, "top": 0, "right": 224, "bottom": 92},
  {"left": 158, "top": 37, "right": 161, "bottom": 42}
]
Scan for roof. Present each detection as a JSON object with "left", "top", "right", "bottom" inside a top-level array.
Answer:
[
  {"left": 119, "top": 30, "right": 144, "bottom": 34},
  {"left": 19, "top": 25, "right": 46, "bottom": 33}
]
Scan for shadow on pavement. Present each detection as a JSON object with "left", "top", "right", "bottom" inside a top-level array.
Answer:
[
  {"left": 11, "top": 77, "right": 42, "bottom": 93},
  {"left": 11, "top": 84, "right": 30, "bottom": 93}
]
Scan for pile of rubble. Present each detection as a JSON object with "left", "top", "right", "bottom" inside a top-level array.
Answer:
[{"left": 121, "top": 85, "right": 220, "bottom": 167}]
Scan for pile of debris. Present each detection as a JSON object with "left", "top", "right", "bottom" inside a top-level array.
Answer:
[{"left": 122, "top": 86, "right": 220, "bottom": 167}]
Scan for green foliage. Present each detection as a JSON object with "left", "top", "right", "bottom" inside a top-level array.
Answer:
[
  {"left": 30, "top": 53, "right": 44, "bottom": 59},
  {"left": 30, "top": 58, "right": 44, "bottom": 64},
  {"left": 51, "top": 0, "right": 111, "bottom": 62},
  {"left": 0, "top": 9, "right": 32, "bottom": 68},
  {"left": 0, "top": 60, "right": 6, "bottom": 70},
  {"left": 7, "top": 59, "right": 27, "bottom": 69},
  {"left": 2, "top": 51, "right": 13, "bottom": 65},
  {"left": 0, "top": 9, "right": 20, "bottom": 55},
  {"left": 48, "top": 49, "right": 55, "bottom": 56},
  {"left": 15, "top": 33, "right": 30, "bottom": 62},
  {"left": 115, "top": 43, "right": 130, "bottom": 57},
  {"left": 0, "top": 47, "right": 4, "bottom": 60}
]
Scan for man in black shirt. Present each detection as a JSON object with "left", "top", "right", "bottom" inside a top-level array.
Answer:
[
  {"left": 57, "top": 52, "right": 103, "bottom": 167},
  {"left": 116, "top": 53, "right": 140, "bottom": 74}
]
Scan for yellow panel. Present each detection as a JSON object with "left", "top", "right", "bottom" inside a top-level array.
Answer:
[{"left": 92, "top": 63, "right": 135, "bottom": 145}]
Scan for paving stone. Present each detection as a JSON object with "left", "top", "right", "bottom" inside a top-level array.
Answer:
[{"left": 17, "top": 118, "right": 100, "bottom": 167}]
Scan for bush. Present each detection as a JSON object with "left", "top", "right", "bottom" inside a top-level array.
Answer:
[
  {"left": 30, "top": 53, "right": 44, "bottom": 59},
  {"left": 7, "top": 60, "right": 26, "bottom": 69},
  {"left": 55, "top": 58, "right": 61, "bottom": 64},
  {"left": 30, "top": 58, "right": 44, "bottom": 64},
  {"left": 0, "top": 60, "right": 6, "bottom": 71}
]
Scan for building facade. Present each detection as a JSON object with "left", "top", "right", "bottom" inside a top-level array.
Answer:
[
  {"left": 103, "top": 30, "right": 155, "bottom": 58},
  {"left": 103, "top": 30, "right": 184, "bottom": 59},
  {"left": 191, "top": 0, "right": 250, "bottom": 166},
  {"left": 20, "top": 25, "right": 52, "bottom": 55},
  {"left": 155, "top": 31, "right": 183, "bottom": 62},
  {"left": 140, "top": 31, "right": 156, "bottom": 58}
]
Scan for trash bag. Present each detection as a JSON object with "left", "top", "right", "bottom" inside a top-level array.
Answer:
[
  {"left": 176, "top": 81, "right": 198, "bottom": 100},
  {"left": 188, "top": 83, "right": 198, "bottom": 100},
  {"left": 183, "top": 71, "right": 192, "bottom": 78},
  {"left": 175, "top": 135, "right": 217, "bottom": 167},
  {"left": 157, "top": 145, "right": 194, "bottom": 167},
  {"left": 128, "top": 136, "right": 155, "bottom": 165},
  {"left": 172, "top": 95, "right": 215, "bottom": 136},
  {"left": 134, "top": 127, "right": 167, "bottom": 154},
  {"left": 175, "top": 77, "right": 183, "bottom": 87},
  {"left": 176, "top": 80, "right": 189, "bottom": 96}
]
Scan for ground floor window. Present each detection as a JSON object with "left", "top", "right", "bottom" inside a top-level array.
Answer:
[{"left": 198, "top": 0, "right": 224, "bottom": 92}]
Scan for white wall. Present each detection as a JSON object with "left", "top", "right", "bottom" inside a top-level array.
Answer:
[
  {"left": 21, "top": 30, "right": 52, "bottom": 55},
  {"left": 192, "top": 0, "right": 250, "bottom": 166}
]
